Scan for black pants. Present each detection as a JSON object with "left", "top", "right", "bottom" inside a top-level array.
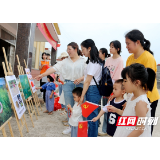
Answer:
[
  {"left": 40, "top": 79, "right": 46, "bottom": 102},
  {"left": 148, "top": 99, "right": 159, "bottom": 135}
]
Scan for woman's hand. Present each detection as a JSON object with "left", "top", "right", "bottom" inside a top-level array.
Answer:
[
  {"left": 50, "top": 95, "right": 52, "bottom": 99},
  {"left": 92, "top": 117, "right": 98, "bottom": 122},
  {"left": 78, "top": 96, "right": 84, "bottom": 106},
  {"left": 34, "top": 74, "right": 43, "bottom": 81},
  {"left": 107, "top": 95, "right": 115, "bottom": 103},
  {"left": 107, "top": 105, "right": 117, "bottom": 113},
  {"left": 74, "top": 77, "right": 84, "bottom": 85}
]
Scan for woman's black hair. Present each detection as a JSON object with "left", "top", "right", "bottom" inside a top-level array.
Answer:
[
  {"left": 121, "top": 63, "right": 156, "bottom": 91},
  {"left": 72, "top": 87, "right": 83, "bottom": 97},
  {"left": 81, "top": 39, "right": 103, "bottom": 64},
  {"left": 67, "top": 42, "right": 83, "bottom": 56},
  {"left": 41, "top": 52, "right": 47, "bottom": 59},
  {"left": 125, "top": 29, "right": 154, "bottom": 55},
  {"left": 109, "top": 40, "right": 121, "bottom": 55},
  {"left": 47, "top": 75, "right": 54, "bottom": 82},
  {"left": 99, "top": 48, "right": 110, "bottom": 58}
]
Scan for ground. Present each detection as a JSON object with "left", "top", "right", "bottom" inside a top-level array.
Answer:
[{"left": 0, "top": 80, "right": 160, "bottom": 137}]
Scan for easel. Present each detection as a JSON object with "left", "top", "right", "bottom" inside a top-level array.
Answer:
[
  {"left": 16, "top": 55, "right": 38, "bottom": 128},
  {"left": 24, "top": 59, "right": 42, "bottom": 114},
  {"left": 2, "top": 47, "right": 29, "bottom": 137}
]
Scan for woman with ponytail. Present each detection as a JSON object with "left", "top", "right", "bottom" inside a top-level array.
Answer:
[
  {"left": 108, "top": 63, "right": 156, "bottom": 137},
  {"left": 35, "top": 42, "right": 86, "bottom": 135},
  {"left": 125, "top": 29, "right": 160, "bottom": 135},
  {"left": 78, "top": 39, "right": 102, "bottom": 137}
]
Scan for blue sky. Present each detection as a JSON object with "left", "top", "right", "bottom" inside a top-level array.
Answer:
[{"left": 45, "top": 23, "right": 160, "bottom": 66}]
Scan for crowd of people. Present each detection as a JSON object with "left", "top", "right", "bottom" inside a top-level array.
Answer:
[{"left": 35, "top": 29, "right": 160, "bottom": 137}]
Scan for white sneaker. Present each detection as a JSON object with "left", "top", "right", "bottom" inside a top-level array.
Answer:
[{"left": 62, "top": 127, "right": 71, "bottom": 134}]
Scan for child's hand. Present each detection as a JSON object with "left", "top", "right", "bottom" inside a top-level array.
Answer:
[
  {"left": 92, "top": 117, "right": 98, "bottom": 122},
  {"left": 107, "top": 105, "right": 117, "bottom": 113},
  {"left": 50, "top": 95, "right": 52, "bottom": 99},
  {"left": 35, "top": 87, "right": 39, "bottom": 90},
  {"left": 67, "top": 104, "right": 71, "bottom": 109}
]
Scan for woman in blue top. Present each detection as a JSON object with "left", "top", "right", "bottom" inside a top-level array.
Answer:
[{"left": 36, "top": 74, "right": 55, "bottom": 115}]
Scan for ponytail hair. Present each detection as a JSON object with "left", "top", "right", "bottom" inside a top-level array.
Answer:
[
  {"left": 146, "top": 68, "right": 156, "bottom": 91},
  {"left": 121, "top": 63, "right": 156, "bottom": 91},
  {"left": 67, "top": 42, "right": 83, "bottom": 56},
  {"left": 81, "top": 39, "right": 103, "bottom": 64},
  {"left": 125, "top": 29, "right": 154, "bottom": 55},
  {"left": 100, "top": 48, "right": 110, "bottom": 58}
]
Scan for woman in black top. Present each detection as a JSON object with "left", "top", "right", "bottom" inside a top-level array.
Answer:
[{"left": 98, "top": 48, "right": 110, "bottom": 136}]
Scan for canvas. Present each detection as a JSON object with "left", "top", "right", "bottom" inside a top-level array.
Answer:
[
  {"left": 19, "top": 75, "right": 32, "bottom": 99},
  {"left": 24, "top": 68, "right": 36, "bottom": 93},
  {"left": 6, "top": 75, "right": 26, "bottom": 119},
  {"left": 0, "top": 78, "right": 13, "bottom": 126}
]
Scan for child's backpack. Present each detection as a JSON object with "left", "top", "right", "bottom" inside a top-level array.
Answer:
[{"left": 93, "top": 62, "right": 113, "bottom": 97}]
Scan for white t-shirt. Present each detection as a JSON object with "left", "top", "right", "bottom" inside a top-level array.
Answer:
[
  {"left": 69, "top": 102, "right": 83, "bottom": 126},
  {"left": 114, "top": 94, "right": 151, "bottom": 137},
  {"left": 53, "top": 57, "right": 86, "bottom": 82},
  {"left": 84, "top": 61, "right": 102, "bottom": 86}
]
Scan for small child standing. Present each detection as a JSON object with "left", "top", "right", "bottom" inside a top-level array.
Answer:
[
  {"left": 66, "top": 87, "right": 83, "bottom": 137},
  {"left": 36, "top": 74, "right": 55, "bottom": 115},
  {"left": 108, "top": 63, "right": 156, "bottom": 137},
  {"left": 92, "top": 79, "right": 126, "bottom": 137}
]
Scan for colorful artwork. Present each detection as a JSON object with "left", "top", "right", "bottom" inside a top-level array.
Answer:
[
  {"left": 0, "top": 78, "right": 12, "bottom": 126},
  {"left": 25, "top": 68, "right": 36, "bottom": 93},
  {"left": 6, "top": 75, "right": 26, "bottom": 119},
  {"left": 8, "top": 79, "right": 19, "bottom": 96},
  {"left": 19, "top": 75, "right": 32, "bottom": 99}
]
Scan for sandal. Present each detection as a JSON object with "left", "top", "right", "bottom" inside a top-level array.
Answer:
[
  {"left": 43, "top": 110, "right": 49, "bottom": 113},
  {"left": 48, "top": 112, "right": 53, "bottom": 115},
  {"left": 60, "top": 111, "right": 67, "bottom": 116},
  {"left": 63, "top": 122, "right": 69, "bottom": 126},
  {"left": 56, "top": 109, "right": 61, "bottom": 112}
]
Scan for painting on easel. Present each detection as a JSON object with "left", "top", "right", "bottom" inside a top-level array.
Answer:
[
  {"left": 0, "top": 78, "right": 12, "bottom": 126},
  {"left": 6, "top": 75, "right": 26, "bottom": 119},
  {"left": 25, "top": 68, "right": 36, "bottom": 93},
  {"left": 19, "top": 75, "right": 32, "bottom": 99}
]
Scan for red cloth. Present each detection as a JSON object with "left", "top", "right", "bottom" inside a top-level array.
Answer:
[
  {"left": 54, "top": 97, "right": 62, "bottom": 111},
  {"left": 45, "top": 65, "right": 50, "bottom": 70},
  {"left": 81, "top": 101, "right": 99, "bottom": 118},
  {"left": 55, "top": 83, "right": 58, "bottom": 88},
  {"left": 77, "top": 121, "right": 88, "bottom": 137}
]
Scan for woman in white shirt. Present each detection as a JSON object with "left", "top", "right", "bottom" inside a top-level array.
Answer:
[
  {"left": 35, "top": 42, "right": 86, "bottom": 134},
  {"left": 78, "top": 39, "right": 102, "bottom": 137}
]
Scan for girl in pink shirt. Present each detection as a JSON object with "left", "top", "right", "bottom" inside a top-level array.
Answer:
[{"left": 104, "top": 40, "right": 124, "bottom": 84}]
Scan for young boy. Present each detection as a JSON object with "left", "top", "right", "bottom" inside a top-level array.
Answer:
[
  {"left": 66, "top": 87, "right": 83, "bottom": 137},
  {"left": 92, "top": 79, "right": 126, "bottom": 137}
]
